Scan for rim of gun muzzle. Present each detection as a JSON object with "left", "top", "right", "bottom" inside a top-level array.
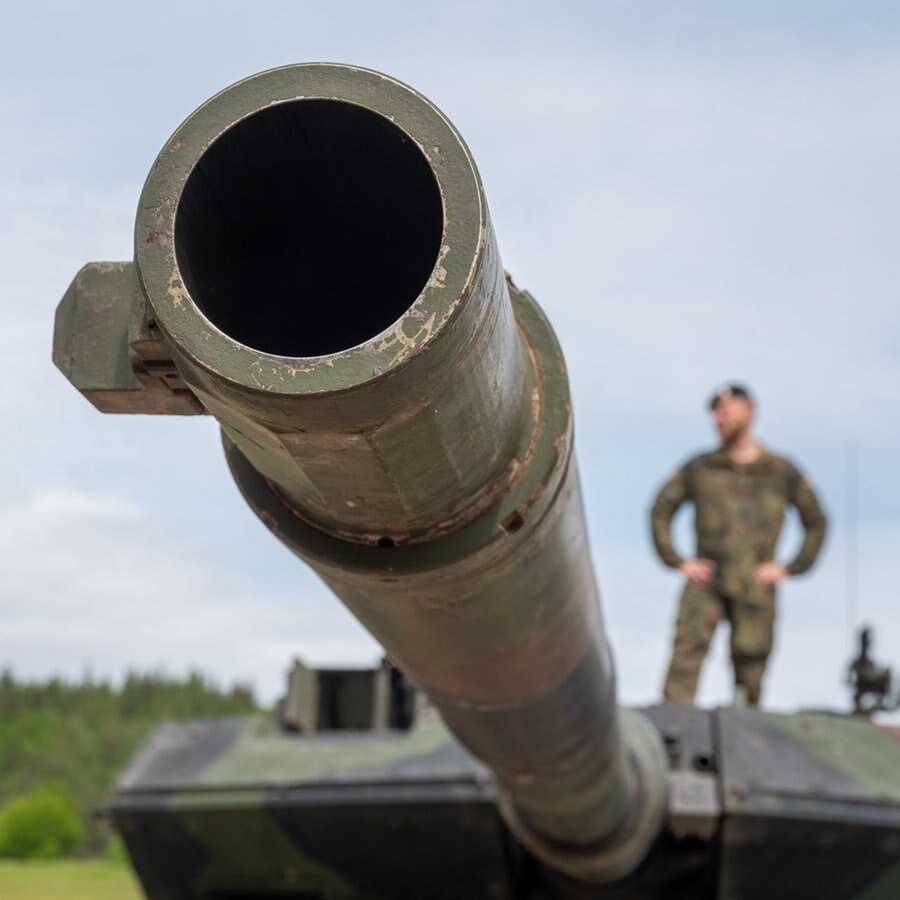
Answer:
[{"left": 54, "top": 63, "right": 667, "bottom": 883}]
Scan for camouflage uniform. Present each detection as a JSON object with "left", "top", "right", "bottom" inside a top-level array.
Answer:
[{"left": 651, "top": 448, "right": 826, "bottom": 706}]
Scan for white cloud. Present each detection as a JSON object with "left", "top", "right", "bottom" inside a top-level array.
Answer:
[
  {"left": 2, "top": 5, "right": 900, "bottom": 721},
  {"left": 470, "top": 54, "right": 900, "bottom": 433},
  {"left": 0, "top": 490, "right": 381, "bottom": 703}
]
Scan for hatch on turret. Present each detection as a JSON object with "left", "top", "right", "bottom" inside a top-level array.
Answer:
[{"left": 279, "top": 657, "right": 419, "bottom": 734}]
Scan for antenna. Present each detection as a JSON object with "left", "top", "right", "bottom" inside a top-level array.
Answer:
[{"left": 846, "top": 439, "right": 859, "bottom": 652}]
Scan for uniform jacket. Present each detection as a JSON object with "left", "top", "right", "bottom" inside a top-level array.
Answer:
[{"left": 650, "top": 447, "right": 827, "bottom": 598}]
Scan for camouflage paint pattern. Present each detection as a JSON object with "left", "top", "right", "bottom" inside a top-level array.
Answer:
[
  {"left": 664, "top": 582, "right": 775, "bottom": 705},
  {"left": 112, "top": 711, "right": 513, "bottom": 899},
  {"left": 107, "top": 704, "right": 900, "bottom": 898},
  {"left": 651, "top": 449, "right": 827, "bottom": 704},
  {"left": 715, "top": 708, "right": 900, "bottom": 900}
]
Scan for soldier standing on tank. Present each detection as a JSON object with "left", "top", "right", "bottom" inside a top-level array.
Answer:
[{"left": 650, "top": 384, "right": 827, "bottom": 707}]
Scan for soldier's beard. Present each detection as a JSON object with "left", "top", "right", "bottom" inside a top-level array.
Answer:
[{"left": 719, "top": 422, "right": 752, "bottom": 447}]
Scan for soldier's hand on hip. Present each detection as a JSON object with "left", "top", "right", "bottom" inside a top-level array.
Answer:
[
  {"left": 679, "top": 558, "right": 715, "bottom": 585},
  {"left": 754, "top": 561, "right": 787, "bottom": 586}
]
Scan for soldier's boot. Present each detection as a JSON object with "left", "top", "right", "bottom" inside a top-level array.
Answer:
[{"left": 733, "top": 657, "right": 766, "bottom": 708}]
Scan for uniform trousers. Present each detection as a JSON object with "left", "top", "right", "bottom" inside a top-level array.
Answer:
[{"left": 663, "top": 580, "right": 775, "bottom": 706}]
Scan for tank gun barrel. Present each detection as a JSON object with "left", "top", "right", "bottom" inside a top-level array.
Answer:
[{"left": 52, "top": 64, "right": 666, "bottom": 884}]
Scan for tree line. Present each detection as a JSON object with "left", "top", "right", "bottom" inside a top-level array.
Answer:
[{"left": 0, "top": 669, "right": 261, "bottom": 857}]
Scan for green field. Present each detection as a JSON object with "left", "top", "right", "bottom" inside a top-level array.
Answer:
[{"left": 0, "top": 860, "right": 143, "bottom": 899}]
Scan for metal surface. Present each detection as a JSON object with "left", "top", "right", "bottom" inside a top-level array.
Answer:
[
  {"left": 716, "top": 709, "right": 900, "bottom": 899},
  {"left": 113, "top": 713, "right": 513, "bottom": 899},
  {"left": 53, "top": 262, "right": 203, "bottom": 414},
  {"left": 107, "top": 702, "right": 900, "bottom": 897},
  {"left": 222, "top": 282, "right": 666, "bottom": 882},
  {"left": 137, "top": 64, "right": 527, "bottom": 546},
  {"left": 847, "top": 627, "right": 896, "bottom": 714},
  {"left": 53, "top": 63, "right": 666, "bottom": 886}
]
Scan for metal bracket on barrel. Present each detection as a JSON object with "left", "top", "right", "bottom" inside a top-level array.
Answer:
[{"left": 52, "top": 261, "right": 205, "bottom": 416}]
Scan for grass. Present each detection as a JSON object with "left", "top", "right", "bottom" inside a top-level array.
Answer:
[{"left": 0, "top": 859, "right": 143, "bottom": 899}]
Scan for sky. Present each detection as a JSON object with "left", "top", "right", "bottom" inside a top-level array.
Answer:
[{"left": 2, "top": 1, "right": 900, "bottom": 715}]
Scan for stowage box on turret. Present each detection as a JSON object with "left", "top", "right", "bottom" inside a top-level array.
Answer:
[{"left": 54, "top": 64, "right": 900, "bottom": 899}]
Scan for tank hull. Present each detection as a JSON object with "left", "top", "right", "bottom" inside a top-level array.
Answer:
[{"left": 109, "top": 705, "right": 900, "bottom": 899}]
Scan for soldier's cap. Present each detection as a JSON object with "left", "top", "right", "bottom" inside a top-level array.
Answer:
[{"left": 708, "top": 383, "right": 753, "bottom": 410}]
